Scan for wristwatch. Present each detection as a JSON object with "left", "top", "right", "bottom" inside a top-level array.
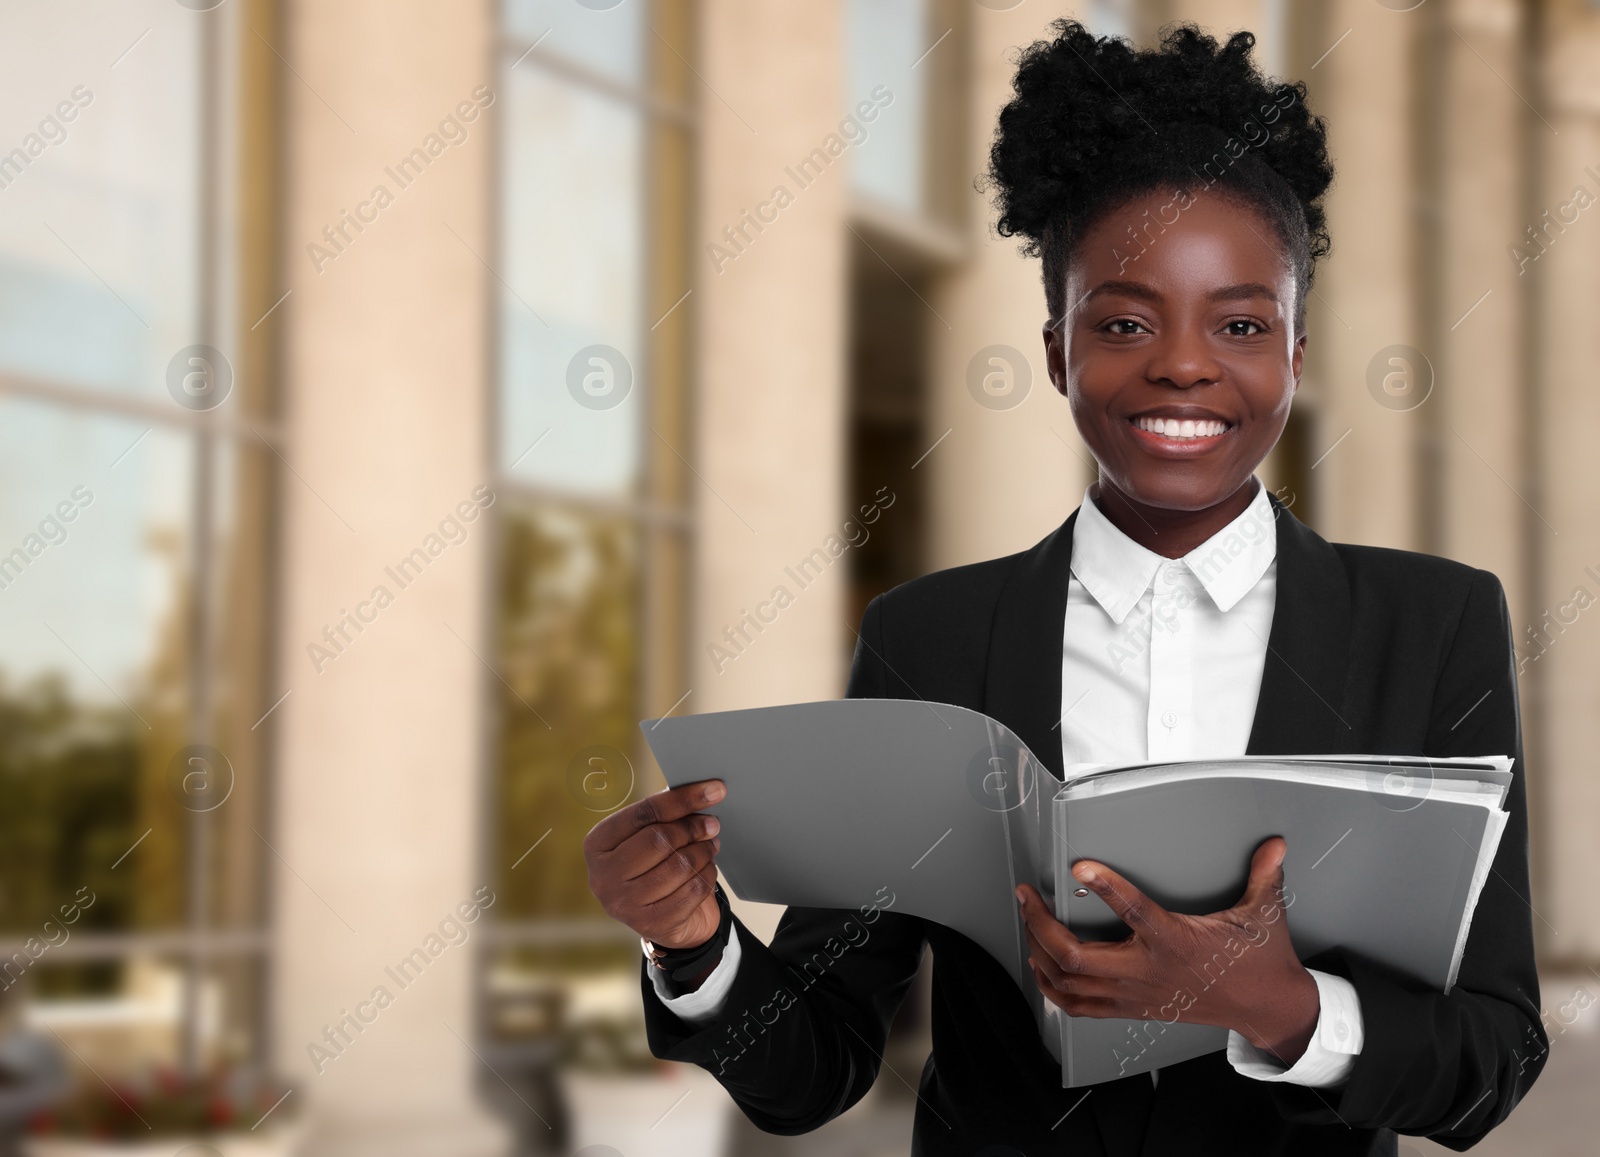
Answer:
[{"left": 641, "top": 883, "right": 732, "bottom": 984}]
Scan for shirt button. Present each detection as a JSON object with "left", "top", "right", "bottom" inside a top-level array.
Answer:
[
  {"left": 1161, "top": 562, "right": 1184, "bottom": 584},
  {"left": 1161, "top": 710, "right": 1178, "bottom": 727},
  {"left": 1335, "top": 1021, "right": 1349, "bottom": 1041}
]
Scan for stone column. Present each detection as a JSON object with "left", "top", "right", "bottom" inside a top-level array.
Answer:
[
  {"left": 926, "top": 4, "right": 1085, "bottom": 572},
  {"left": 690, "top": 0, "right": 850, "bottom": 943},
  {"left": 1433, "top": 0, "right": 1526, "bottom": 606},
  {"left": 1531, "top": 0, "right": 1600, "bottom": 959},
  {"left": 272, "top": 1, "right": 509, "bottom": 1153}
]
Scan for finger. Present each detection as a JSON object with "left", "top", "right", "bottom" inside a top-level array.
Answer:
[
  {"left": 1071, "top": 860, "right": 1171, "bottom": 938},
  {"left": 1023, "top": 906, "right": 1140, "bottom": 992},
  {"left": 609, "top": 813, "right": 721, "bottom": 881},
  {"left": 1234, "top": 835, "right": 1289, "bottom": 917},
  {"left": 585, "top": 779, "right": 726, "bottom": 855},
  {"left": 626, "top": 834, "right": 721, "bottom": 907},
  {"left": 1016, "top": 885, "right": 1088, "bottom": 975},
  {"left": 1030, "top": 960, "right": 1123, "bottom": 1017},
  {"left": 641, "top": 858, "right": 720, "bottom": 927}
]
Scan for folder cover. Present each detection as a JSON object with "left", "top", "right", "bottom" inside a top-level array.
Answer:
[{"left": 642, "top": 699, "right": 1510, "bottom": 1087}]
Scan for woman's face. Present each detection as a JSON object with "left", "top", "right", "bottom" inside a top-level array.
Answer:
[{"left": 1043, "top": 188, "right": 1304, "bottom": 515}]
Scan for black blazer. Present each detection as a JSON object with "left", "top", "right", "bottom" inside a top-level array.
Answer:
[{"left": 641, "top": 492, "right": 1547, "bottom": 1156}]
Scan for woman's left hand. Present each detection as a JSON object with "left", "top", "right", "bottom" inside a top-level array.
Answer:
[{"left": 1016, "top": 835, "right": 1320, "bottom": 1065}]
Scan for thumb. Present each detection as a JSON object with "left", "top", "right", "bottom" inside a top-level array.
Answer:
[{"left": 1238, "top": 835, "right": 1288, "bottom": 914}]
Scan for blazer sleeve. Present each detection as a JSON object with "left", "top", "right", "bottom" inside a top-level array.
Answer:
[
  {"left": 638, "top": 593, "right": 930, "bottom": 1134},
  {"left": 1262, "top": 567, "right": 1548, "bottom": 1146}
]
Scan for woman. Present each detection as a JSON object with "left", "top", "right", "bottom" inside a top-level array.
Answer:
[{"left": 584, "top": 21, "right": 1545, "bottom": 1156}]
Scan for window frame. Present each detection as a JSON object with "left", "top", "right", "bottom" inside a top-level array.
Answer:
[
  {"left": 0, "top": 0, "right": 282, "bottom": 1074},
  {"left": 481, "top": 1, "right": 699, "bottom": 972}
]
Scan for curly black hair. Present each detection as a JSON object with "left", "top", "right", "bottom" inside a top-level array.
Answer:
[{"left": 981, "top": 20, "right": 1334, "bottom": 333}]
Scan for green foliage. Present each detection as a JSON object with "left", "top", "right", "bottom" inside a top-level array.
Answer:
[
  {"left": 0, "top": 674, "right": 142, "bottom": 940},
  {"left": 496, "top": 505, "right": 641, "bottom": 924}
]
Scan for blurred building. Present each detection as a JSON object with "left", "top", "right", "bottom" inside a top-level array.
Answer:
[{"left": 0, "top": 0, "right": 1596, "bottom": 1154}]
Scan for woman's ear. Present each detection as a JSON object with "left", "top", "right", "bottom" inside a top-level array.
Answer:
[
  {"left": 1290, "top": 330, "right": 1308, "bottom": 395},
  {"left": 1042, "top": 316, "right": 1069, "bottom": 398}
]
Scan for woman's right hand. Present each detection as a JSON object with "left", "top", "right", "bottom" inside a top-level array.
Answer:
[{"left": 583, "top": 778, "right": 726, "bottom": 949}]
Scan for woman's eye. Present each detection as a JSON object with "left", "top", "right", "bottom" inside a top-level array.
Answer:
[
  {"left": 1104, "top": 319, "right": 1147, "bottom": 335},
  {"left": 1225, "top": 319, "right": 1266, "bottom": 336}
]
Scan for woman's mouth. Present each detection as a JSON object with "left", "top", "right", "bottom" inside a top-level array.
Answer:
[
  {"left": 1131, "top": 415, "right": 1229, "bottom": 438},
  {"left": 1126, "top": 414, "right": 1234, "bottom": 456}
]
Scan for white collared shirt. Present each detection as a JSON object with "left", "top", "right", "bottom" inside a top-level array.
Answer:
[
  {"left": 649, "top": 478, "right": 1363, "bottom": 1089},
  {"left": 1064, "top": 477, "right": 1362, "bottom": 1088}
]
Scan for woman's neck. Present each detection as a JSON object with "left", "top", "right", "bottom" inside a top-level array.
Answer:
[{"left": 1089, "top": 476, "right": 1261, "bottom": 559}]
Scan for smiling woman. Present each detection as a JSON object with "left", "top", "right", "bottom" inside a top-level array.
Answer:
[{"left": 595, "top": 16, "right": 1549, "bottom": 1157}]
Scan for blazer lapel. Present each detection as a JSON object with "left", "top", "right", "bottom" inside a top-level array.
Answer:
[
  {"left": 982, "top": 508, "right": 1078, "bottom": 780},
  {"left": 1243, "top": 492, "right": 1355, "bottom": 757},
  {"left": 981, "top": 489, "right": 1356, "bottom": 774}
]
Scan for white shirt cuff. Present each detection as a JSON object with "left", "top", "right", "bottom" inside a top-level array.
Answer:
[
  {"left": 643, "top": 921, "right": 743, "bottom": 1023},
  {"left": 1225, "top": 968, "right": 1363, "bottom": 1088}
]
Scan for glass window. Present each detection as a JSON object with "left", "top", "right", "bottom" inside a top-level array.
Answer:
[
  {"left": 0, "top": 4, "right": 202, "bottom": 400},
  {"left": 503, "top": 0, "right": 647, "bottom": 87},
  {"left": 0, "top": 1, "right": 274, "bottom": 1077},
  {"left": 847, "top": 0, "right": 929, "bottom": 213},
  {"left": 498, "top": 66, "right": 644, "bottom": 497},
  {"left": 490, "top": 0, "right": 694, "bottom": 1067}
]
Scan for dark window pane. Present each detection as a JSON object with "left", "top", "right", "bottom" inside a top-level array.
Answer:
[
  {"left": 495, "top": 504, "right": 640, "bottom": 922},
  {"left": 0, "top": 399, "right": 195, "bottom": 934}
]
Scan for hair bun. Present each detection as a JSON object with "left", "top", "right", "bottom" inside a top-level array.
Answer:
[{"left": 982, "top": 19, "right": 1335, "bottom": 324}]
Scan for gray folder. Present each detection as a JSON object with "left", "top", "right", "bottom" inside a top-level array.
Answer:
[{"left": 642, "top": 699, "right": 1510, "bottom": 1087}]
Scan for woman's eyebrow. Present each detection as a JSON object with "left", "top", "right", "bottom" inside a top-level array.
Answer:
[
  {"left": 1210, "top": 282, "right": 1281, "bottom": 304},
  {"left": 1084, "top": 279, "right": 1161, "bottom": 304}
]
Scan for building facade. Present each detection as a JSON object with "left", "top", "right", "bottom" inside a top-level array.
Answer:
[{"left": 0, "top": 1, "right": 1596, "bottom": 1153}]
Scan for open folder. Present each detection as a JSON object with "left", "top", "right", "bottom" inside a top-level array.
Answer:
[{"left": 641, "top": 699, "right": 1512, "bottom": 1088}]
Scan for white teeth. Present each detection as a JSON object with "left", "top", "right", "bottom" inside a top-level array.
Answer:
[{"left": 1132, "top": 416, "right": 1229, "bottom": 439}]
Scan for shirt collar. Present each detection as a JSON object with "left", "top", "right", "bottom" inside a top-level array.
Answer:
[{"left": 1070, "top": 477, "right": 1278, "bottom": 623}]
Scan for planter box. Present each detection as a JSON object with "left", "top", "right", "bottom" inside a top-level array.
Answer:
[
  {"left": 25, "top": 1128, "right": 300, "bottom": 1157},
  {"left": 562, "top": 1068, "right": 733, "bottom": 1157}
]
